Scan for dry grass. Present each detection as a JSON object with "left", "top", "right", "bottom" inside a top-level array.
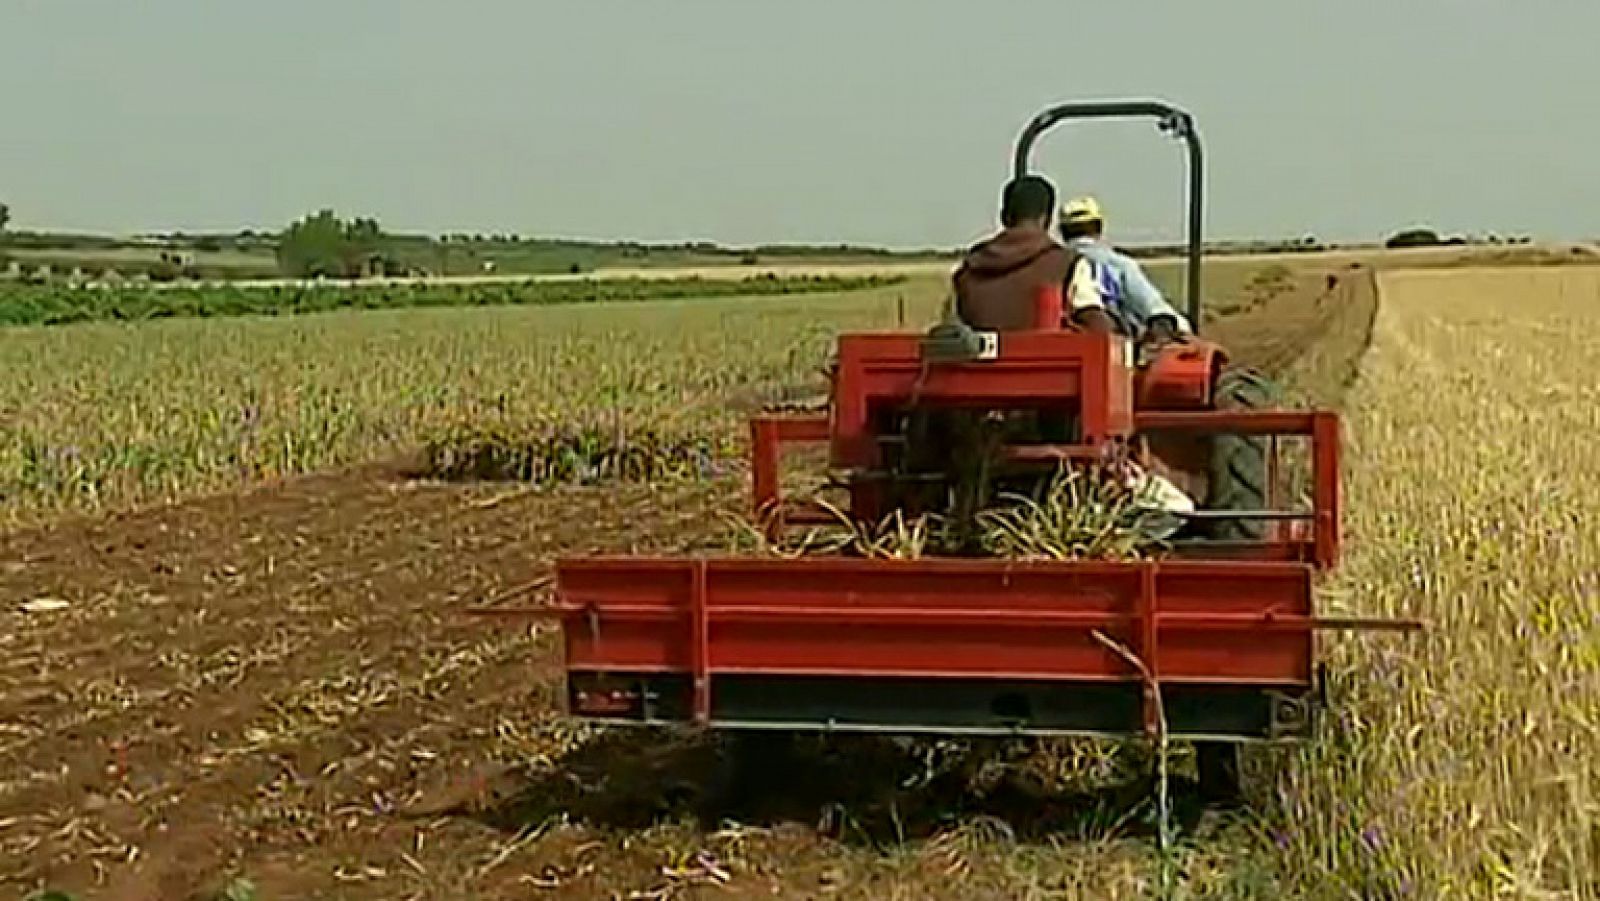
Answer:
[{"left": 1263, "top": 266, "right": 1600, "bottom": 897}]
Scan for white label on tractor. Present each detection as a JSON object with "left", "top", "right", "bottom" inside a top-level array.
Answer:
[{"left": 976, "top": 331, "right": 999, "bottom": 360}]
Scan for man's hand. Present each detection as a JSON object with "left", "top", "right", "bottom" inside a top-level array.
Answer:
[
  {"left": 1140, "top": 315, "right": 1186, "bottom": 351},
  {"left": 1070, "top": 307, "right": 1118, "bottom": 334}
]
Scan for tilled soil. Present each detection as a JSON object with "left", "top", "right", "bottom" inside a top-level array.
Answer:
[{"left": 0, "top": 262, "right": 1376, "bottom": 900}]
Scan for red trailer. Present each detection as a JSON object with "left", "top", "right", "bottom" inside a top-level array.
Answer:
[{"left": 509, "top": 100, "right": 1419, "bottom": 802}]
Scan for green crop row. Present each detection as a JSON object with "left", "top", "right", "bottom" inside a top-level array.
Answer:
[{"left": 0, "top": 273, "right": 904, "bottom": 326}]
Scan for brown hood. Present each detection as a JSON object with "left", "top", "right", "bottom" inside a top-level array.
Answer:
[
  {"left": 960, "top": 226, "right": 1059, "bottom": 275},
  {"left": 952, "top": 226, "right": 1076, "bottom": 332}
]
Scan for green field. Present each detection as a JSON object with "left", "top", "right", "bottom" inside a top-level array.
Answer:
[{"left": 0, "top": 273, "right": 900, "bottom": 326}]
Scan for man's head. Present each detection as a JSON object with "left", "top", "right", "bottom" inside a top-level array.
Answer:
[
  {"left": 1059, "top": 195, "right": 1105, "bottom": 241},
  {"left": 999, "top": 175, "right": 1057, "bottom": 229}
]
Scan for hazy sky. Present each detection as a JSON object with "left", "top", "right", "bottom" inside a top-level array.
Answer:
[{"left": 2, "top": 0, "right": 1595, "bottom": 247}]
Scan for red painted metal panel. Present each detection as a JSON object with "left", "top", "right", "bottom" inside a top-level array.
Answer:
[
  {"left": 750, "top": 419, "right": 779, "bottom": 520},
  {"left": 1137, "top": 564, "right": 1159, "bottom": 732},
  {"left": 749, "top": 414, "right": 830, "bottom": 534},
  {"left": 1135, "top": 410, "right": 1318, "bottom": 433},
  {"left": 1137, "top": 340, "right": 1220, "bottom": 409},
  {"left": 554, "top": 557, "right": 1319, "bottom": 692},
  {"left": 1078, "top": 336, "right": 1111, "bottom": 445},
  {"left": 771, "top": 416, "right": 830, "bottom": 442},
  {"left": 830, "top": 331, "right": 1135, "bottom": 469},
  {"left": 1313, "top": 411, "right": 1341, "bottom": 569},
  {"left": 1169, "top": 542, "right": 1312, "bottom": 563},
  {"left": 750, "top": 334, "right": 1340, "bottom": 568},
  {"left": 690, "top": 561, "right": 710, "bottom": 723},
  {"left": 1107, "top": 339, "right": 1135, "bottom": 439}
]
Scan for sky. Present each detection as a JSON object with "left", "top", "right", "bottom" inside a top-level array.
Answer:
[{"left": 1, "top": 0, "right": 1595, "bottom": 248}]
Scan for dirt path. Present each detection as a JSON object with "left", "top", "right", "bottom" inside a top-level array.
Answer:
[{"left": 0, "top": 261, "right": 1375, "bottom": 900}]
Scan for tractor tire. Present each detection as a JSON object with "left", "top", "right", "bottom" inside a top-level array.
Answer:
[{"left": 1202, "top": 367, "right": 1281, "bottom": 542}]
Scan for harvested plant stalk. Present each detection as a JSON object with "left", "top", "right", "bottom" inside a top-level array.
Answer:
[{"left": 421, "top": 417, "right": 723, "bottom": 485}]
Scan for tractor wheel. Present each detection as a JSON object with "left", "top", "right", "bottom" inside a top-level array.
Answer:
[{"left": 1202, "top": 367, "right": 1281, "bottom": 542}]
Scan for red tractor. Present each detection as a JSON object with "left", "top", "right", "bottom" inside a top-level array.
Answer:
[{"left": 522, "top": 100, "right": 1418, "bottom": 805}]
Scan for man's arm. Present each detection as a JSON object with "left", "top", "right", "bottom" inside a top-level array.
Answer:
[
  {"left": 1064, "top": 256, "right": 1118, "bottom": 333},
  {"left": 1074, "top": 307, "right": 1119, "bottom": 333},
  {"left": 1118, "top": 254, "right": 1191, "bottom": 337}
]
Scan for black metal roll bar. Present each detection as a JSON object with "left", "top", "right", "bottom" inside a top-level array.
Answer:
[{"left": 1011, "top": 100, "right": 1205, "bottom": 333}]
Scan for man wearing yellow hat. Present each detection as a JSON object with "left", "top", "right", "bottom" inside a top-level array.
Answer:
[{"left": 1058, "top": 196, "right": 1190, "bottom": 349}]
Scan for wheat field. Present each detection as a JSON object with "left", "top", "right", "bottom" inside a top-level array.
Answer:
[{"left": 1265, "top": 265, "right": 1600, "bottom": 898}]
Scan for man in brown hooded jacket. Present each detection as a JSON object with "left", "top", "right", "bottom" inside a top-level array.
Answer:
[{"left": 953, "top": 174, "right": 1110, "bottom": 333}]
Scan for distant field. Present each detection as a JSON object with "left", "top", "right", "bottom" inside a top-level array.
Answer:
[
  {"left": 6, "top": 244, "right": 273, "bottom": 269},
  {"left": 0, "top": 273, "right": 900, "bottom": 326},
  {"left": 2, "top": 236, "right": 955, "bottom": 281},
  {"left": 0, "top": 248, "right": 1318, "bottom": 327}
]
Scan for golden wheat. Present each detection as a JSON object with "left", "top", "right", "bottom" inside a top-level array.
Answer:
[{"left": 1266, "top": 266, "right": 1600, "bottom": 897}]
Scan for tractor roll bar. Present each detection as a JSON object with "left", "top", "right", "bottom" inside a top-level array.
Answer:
[{"left": 1011, "top": 100, "right": 1205, "bottom": 333}]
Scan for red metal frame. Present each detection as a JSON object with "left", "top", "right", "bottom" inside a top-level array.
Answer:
[
  {"left": 1136, "top": 339, "right": 1223, "bottom": 409},
  {"left": 549, "top": 558, "right": 1418, "bottom": 728},
  {"left": 831, "top": 331, "right": 1135, "bottom": 469},
  {"left": 1135, "top": 409, "right": 1342, "bottom": 569},
  {"left": 750, "top": 414, "right": 830, "bottom": 526},
  {"left": 753, "top": 406, "right": 1343, "bottom": 569},
  {"left": 522, "top": 329, "right": 1418, "bottom": 743}
]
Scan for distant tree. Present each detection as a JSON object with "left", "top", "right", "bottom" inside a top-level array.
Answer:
[
  {"left": 148, "top": 259, "right": 181, "bottom": 282},
  {"left": 1384, "top": 228, "right": 1442, "bottom": 250},
  {"left": 278, "top": 210, "right": 348, "bottom": 277},
  {"left": 0, "top": 201, "right": 9, "bottom": 234},
  {"left": 345, "top": 216, "right": 383, "bottom": 262},
  {"left": 194, "top": 236, "right": 223, "bottom": 253},
  {"left": 277, "top": 210, "right": 390, "bottom": 278}
]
